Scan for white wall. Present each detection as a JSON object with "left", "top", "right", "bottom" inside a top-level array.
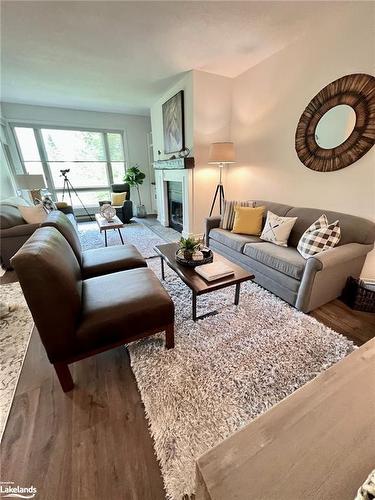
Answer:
[
  {"left": 1, "top": 102, "right": 153, "bottom": 212},
  {"left": 228, "top": 5, "right": 375, "bottom": 277},
  {"left": 150, "top": 72, "right": 195, "bottom": 232},
  {"left": 193, "top": 70, "right": 232, "bottom": 233},
  {"left": 150, "top": 70, "right": 233, "bottom": 234},
  {"left": 151, "top": 72, "right": 194, "bottom": 162}
]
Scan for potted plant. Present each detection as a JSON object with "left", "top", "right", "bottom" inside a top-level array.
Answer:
[
  {"left": 179, "top": 236, "right": 200, "bottom": 261},
  {"left": 124, "top": 165, "right": 147, "bottom": 218}
]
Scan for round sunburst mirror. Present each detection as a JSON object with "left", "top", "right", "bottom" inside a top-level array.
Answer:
[{"left": 295, "top": 73, "right": 375, "bottom": 172}]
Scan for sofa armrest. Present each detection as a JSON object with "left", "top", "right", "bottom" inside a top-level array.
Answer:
[
  {"left": 205, "top": 216, "right": 222, "bottom": 245},
  {"left": 306, "top": 243, "right": 374, "bottom": 272},
  {"left": 297, "top": 243, "right": 373, "bottom": 312},
  {"left": 0, "top": 222, "right": 40, "bottom": 238},
  {"left": 205, "top": 216, "right": 221, "bottom": 234}
]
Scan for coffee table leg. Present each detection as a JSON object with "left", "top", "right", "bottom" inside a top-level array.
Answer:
[
  {"left": 160, "top": 257, "right": 165, "bottom": 280},
  {"left": 118, "top": 228, "right": 124, "bottom": 245},
  {"left": 234, "top": 283, "right": 241, "bottom": 305},
  {"left": 192, "top": 292, "right": 197, "bottom": 321},
  {"left": 104, "top": 231, "right": 108, "bottom": 247}
]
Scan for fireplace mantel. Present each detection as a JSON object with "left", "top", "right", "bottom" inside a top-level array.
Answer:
[{"left": 153, "top": 157, "right": 194, "bottom": 170}]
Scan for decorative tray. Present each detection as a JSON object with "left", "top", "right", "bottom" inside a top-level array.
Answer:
[{"left": 175, "top": 250, "right": 213, "bottom": 268}]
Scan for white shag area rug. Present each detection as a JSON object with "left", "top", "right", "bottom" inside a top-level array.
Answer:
[
  {"left": 78, "top": 220, "right": 165, "bottom": 257},
  {"left": 0, "top": 282, "right": 33, "bottom": 441},
  {"left": 128, "top": 259, "right": 355, "bottom": 500}
]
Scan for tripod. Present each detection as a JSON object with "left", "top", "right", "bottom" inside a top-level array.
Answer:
[
  {"left": 209, "top": 164, "right": 225, "bottom": 216},
  {"left": 61, "top": 170, "right": 93, "bottom": 221}
]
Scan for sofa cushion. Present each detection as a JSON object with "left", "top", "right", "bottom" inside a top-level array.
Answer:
[
  {"left": 210, "top": 228, "right": 264, "bottom": 252},
  {"left": 81, "top": 244, "right": 147, "bottom": 279},
  {"left": 243, "top": 242, "right": 306, "bottom": 280},
  {"left": 41, "top": 211, "right": 82, "bottom": 264},
  {"left": 0, "top": 203, "right": 27, "bottom": 229},
  {"left": 77, "top": 268, "right": 174, "bottom": 353},
  {"left": 253, "top": 200, "right": 293, "bottom": 218},
  {"left": 286, "top": 207, "right": 375, "bottom": 247}
]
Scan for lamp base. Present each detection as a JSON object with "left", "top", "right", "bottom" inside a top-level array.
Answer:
[{"left": 209, "top": 183, "right": 225, "bottom": 216}]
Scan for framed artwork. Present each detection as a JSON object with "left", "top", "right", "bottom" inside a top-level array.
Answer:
[{"left": 162, "top": 90, "right": 185, "bottom": 154}]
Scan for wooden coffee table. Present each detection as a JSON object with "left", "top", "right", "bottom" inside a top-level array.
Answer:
[
  {"left": 95, "top": 213, "right": 124, "bottom": 247},
  {"left": 154, "top": 243, "right": 254, "bottom": 321}
]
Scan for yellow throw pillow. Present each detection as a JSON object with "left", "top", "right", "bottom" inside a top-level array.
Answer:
[
  {"left": 232, "top": 206, "right": 265, "bottom": 235},
  {"left": 55, "top": 201, "right": 68, "bottom": 209},
  {"left": 111, "top": 192, "right": 127, "bottom": 206}
]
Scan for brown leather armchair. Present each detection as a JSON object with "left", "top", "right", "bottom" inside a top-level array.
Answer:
[
  {"left": 41, "top": 211, "right": 146, "bottom": 279},
  {"left": 11, "top": 227, "right": 174, "bottom": 392}
]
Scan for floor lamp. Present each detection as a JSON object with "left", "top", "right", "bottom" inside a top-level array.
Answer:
[{"left": 208, "top": 142, "right": 236, "bottom": 216}]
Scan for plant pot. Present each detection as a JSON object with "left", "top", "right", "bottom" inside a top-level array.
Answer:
[
  {"left": 183, "top": 250, "right": 193, "bottom": 261},
  {"left": 136, "top": 204, "right": 147, "bottom": 218}
]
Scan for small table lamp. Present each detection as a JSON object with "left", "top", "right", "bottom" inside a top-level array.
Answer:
[
  {"left": 16, "top": 174, "right": 46, "bottom": 203},
  {"left": 208, "top": 142, "right": 236, "bottom": 216}
]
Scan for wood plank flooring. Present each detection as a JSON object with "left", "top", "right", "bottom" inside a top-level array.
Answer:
[
  {"left": 1, "top": 268, "right": 374, "bottom": 499},
  {"left": 1, "top": 330, "right": 165, "bottom": 500}
]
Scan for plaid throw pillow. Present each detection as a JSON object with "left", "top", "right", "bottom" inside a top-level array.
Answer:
[
  {"left": 297, "top": 214, "right": 341, "bottom": 259},
  {"left": 220, "top": 200, "right": 255, "bottom": 230},
  {"left": 34, "top": 195, "right": 57, "bottom": 213}
]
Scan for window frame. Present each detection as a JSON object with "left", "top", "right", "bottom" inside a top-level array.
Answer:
[{"left": 10, "top": 123, "right": 128, "bottom": 207}]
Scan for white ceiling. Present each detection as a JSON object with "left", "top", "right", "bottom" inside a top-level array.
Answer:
[{"left": 1, "top": 1, "right": 358, "bottom": 116}]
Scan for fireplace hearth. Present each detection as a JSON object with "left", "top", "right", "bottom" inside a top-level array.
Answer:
[{"left": 167, "top": 181, "right": 183, "bottom": 233}]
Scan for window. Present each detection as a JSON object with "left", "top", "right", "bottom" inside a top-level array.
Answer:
[
  {"left": 13, "top": 126, "right": 126, "bottom": 212},
  {"left": 14, "top": 127, "right": 46, "bottom": 181}
]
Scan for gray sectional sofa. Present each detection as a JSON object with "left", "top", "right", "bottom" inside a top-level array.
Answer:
[
  {"left": 0, "top": 198, "right": 75, "bottom": 269},
  {"left": 206, "top": 200, "right": 375, "bottom": 313}
]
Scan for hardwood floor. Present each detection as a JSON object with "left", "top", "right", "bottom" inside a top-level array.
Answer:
[
  {"left": 311, "top": 300, "right": 375, "bottom": 345},
  {"left": 1, "top": 330, "right": 165, "bottom": 500},
  {"left": 1, "top": 267, "right": 374, "bottom": 499}
]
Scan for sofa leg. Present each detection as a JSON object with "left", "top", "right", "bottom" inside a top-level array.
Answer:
[
  {"left": 165, "top": 323, "right": 174, "bottom": 349},
  {"left": 54, "top": 363, "right": 74, "bottom": 392}
]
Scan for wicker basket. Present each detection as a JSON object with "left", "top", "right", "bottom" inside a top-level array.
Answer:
[
  {"left": 341, "top": 276, "right": 375, "bottom": 313},
  {"left": 175, "top": 250, "right": 213, "bottom": 268}
]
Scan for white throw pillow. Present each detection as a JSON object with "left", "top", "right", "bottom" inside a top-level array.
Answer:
[
  {"left": 18, "top": 204, "right": 48, "bottom": 224},
  {"left": 297, "top": 215, "right": 341, "bottom": 259},
  {"left": 260, "top": 211, "right": 298, "bottom": 247}
]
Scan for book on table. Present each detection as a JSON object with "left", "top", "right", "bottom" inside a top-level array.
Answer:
[{"left": 195, "top": 261, "right": 234, "bottom": 282}]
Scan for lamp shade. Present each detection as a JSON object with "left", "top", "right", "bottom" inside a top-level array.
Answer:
[
  {"left": 16, "top": 174, "right": 46, "bottom": 190},
  {"left": 208, "top": 142, "right": 236, "bottom": 164}
]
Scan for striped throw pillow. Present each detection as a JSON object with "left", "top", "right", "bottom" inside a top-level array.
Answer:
[{"left": 220, "top": 200, "right": 256, "bottom": 230}]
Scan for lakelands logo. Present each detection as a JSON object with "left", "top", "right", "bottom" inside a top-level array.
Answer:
[{"left": 0, "top": 482, "right": 37, "bottom": 499}]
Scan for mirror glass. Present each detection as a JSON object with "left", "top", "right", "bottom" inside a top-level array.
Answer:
[{"left": 315, "top": 104, "right": 356, "bottom": 149}]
